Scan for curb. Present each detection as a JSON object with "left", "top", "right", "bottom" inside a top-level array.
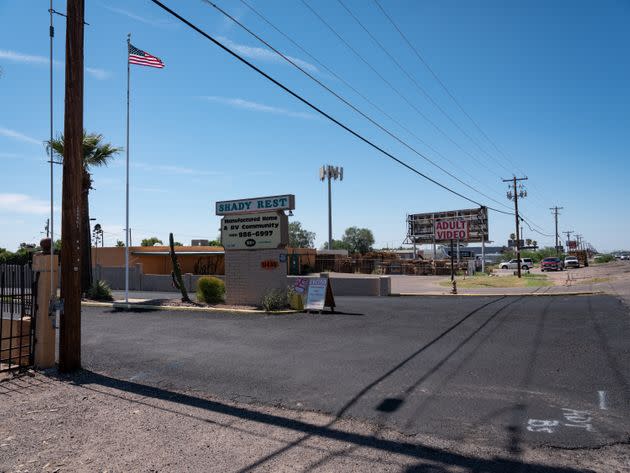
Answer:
[
  {"left": 81, "top": 301, "right": 299, "bottom": 315},
  {"left": 390, "top": 291, "right": 605, "bottom": 297}
]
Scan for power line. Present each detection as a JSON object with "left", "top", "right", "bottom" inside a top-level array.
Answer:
[
  {"left": 372, "top": 0, "right": 527, "bottom": 177},
  {"left": 299, "top": 0, "right": 503, "bottom": 180},
  {"left": 336, "top": 0, "right": 512, "bottom": 176},
  {"left": 149, "top": 0, "right": 512, "bottom": 215},
  {"left": 371, "top": 0, "right": 557, "bottom": 214},
  {"left": 237, "top": 0, "right": 509, "bottom": 206},
  {"left": 204, "top": 0, "right": 513, "bottom": 212}
]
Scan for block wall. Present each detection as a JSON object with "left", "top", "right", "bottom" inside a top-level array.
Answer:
[{"left": 224, "top": 249, "right": 287, "bottom": 305}]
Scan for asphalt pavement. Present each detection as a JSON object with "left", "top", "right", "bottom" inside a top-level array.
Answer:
[{"left": 81, "top": 294, "right": 630, "bottom": 453}]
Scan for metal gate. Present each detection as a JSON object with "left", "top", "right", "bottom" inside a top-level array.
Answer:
[{"left": 0, "top": 264, "right": 37, "bottom": 373}]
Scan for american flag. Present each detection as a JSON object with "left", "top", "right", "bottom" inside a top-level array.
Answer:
[{"left": 128, "top": 44, "right": 165, "bottom": 69}]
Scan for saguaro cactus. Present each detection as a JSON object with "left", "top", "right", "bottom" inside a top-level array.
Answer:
[{"left": 169, "top": 232, "right": 191, "bottom": 303}]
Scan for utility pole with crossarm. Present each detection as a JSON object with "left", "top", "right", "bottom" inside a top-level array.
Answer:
[{"left": 504, "top": 176, "right": 528, "bottom": 278}]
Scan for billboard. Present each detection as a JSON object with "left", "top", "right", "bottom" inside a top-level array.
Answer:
[
  {"left": 407, "top": 207, "right": 488, "bottom": 244},
  {"left": 568, "top": 240, "right": 577, "bottom": 249}
]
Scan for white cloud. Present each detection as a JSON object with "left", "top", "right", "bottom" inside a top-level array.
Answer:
[
  {"left": 0, "top": 49, "right": 52, "bottom": 66},
  {"left": 0, "top": 49, "right": 110, "bottom": 80},
  {"left": 101, "top": 5, "right": 175, "bottom": 28},
  {"left": 217, "top": 37, "right": 319, "bottom": 73},
  {"left": 0, "top": 194, "right": 50, "bottom": 215},
  {"left": 201, "top": 96, "right": 314, "bottom": 119},
  {"left": 86, "top": 67, "right": 110, "bottom": 80},
  {"left": 0, "top": 127, "right": 41, "bottom": 145},
  {"left": 133, "top": 162, "right": 223, "bottom": 176}
]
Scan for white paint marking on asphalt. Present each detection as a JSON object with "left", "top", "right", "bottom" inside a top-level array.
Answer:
[
  {"left": 526, "top": 419, "right": 559, "bottom": 433},
  {"left": 598, "top": 390, "right": 608, "bottom": 410}
]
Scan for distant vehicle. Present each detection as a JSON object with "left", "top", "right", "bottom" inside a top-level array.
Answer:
[
  {"left": 499, "top": 258, "right": 532, "bottom": 270},
  {"left": 620, "top": 254, "right": 630, "bottom": 261},
  {"left": 541, "top": 257, "right": 564, "bottom": 271},
  {"left": 564, "top": 256, "right": 580, "bottom": 268}
]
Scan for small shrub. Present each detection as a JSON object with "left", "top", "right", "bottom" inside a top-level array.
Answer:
[
  {"left": 261, "top": 288, "right": 290, "bottom": 312},
  {"left": 594, "top": 254, "right": 614, "bottom": 264},
  {"left": 87, "top": 280, "right": 113, "bottom": 301},
  {"left": 196, "top": 276, "right": 225, "bottom": 304}
]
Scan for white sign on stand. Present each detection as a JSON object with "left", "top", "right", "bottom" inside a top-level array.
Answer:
[{"left": 304, "top": 278, "right": 335, "bottom": 313}]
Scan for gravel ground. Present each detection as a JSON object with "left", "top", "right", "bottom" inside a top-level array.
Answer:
[{"left": 1, "top": 370, "right": 627, "bottom": 473}]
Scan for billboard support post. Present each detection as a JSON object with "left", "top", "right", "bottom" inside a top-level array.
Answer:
[
  {"left": 450, "top": 239, "right": 457, "bottom": 294},
  {"left": 450, "top": 239, "right": 455, "bottom": 282},
  {"left": 481, "top": 227, "right": 486, "bottom": 274}
]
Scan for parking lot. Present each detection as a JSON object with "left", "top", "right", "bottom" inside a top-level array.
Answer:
[{"left": 80, "top": 294, "right": 630, "bottom": 452}]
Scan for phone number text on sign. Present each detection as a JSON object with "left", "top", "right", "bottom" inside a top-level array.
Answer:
[{"left": 221, "top": 212, "right": 285, "bottom": 250}]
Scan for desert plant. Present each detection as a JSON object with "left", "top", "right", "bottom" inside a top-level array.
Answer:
[
  {"left": 86, "top": 280, "right": 114, "bottom": 301},
  {"left": 169, "top": 233, "right": 191, "bottom": 303},
  {"left": 196, "top": 276, "right": 225, "bottom": 304},
  {"left": 594, "top": 254, "right": 614, "bottom": 264},
  {"left": 261, "top": 288, "right": 290, "bottom": 312}
]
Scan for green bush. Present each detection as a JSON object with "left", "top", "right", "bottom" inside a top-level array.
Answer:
[
  {"left": 196, "top": 276, "right": 225, "bottom": 304},
  {"left": 86, "top": 280, "right": 114, "bottom": 301},
  {"left": 594, "top": 254, "right": 614, "bottom": 264},
  {"left": 261, "top": 288, "right": 289, "bottom": 312}
]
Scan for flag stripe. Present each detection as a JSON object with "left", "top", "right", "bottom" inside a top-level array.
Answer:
[{"left": 128, "top": 43, "right": 165, "bottom": 69}]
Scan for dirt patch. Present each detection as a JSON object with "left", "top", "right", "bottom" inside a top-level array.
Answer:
[
  {"left": 85, "top": 297, "right": 259, "bottom": 311},
  {"left": 2, "top": 370, "right": 627, "bottom": 472},
  {"left": 136, "top": 298, "right": 258, "bottom": 311},
  {"left": 439, "top": 274, "right": 551, "bottom": 289}
]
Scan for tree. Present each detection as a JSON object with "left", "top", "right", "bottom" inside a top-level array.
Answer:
[
  {"left": 174, "top": 241, "right": 183, "bottom": 247},
  {"left": 288, "top": 221, "right": 316, "bottom": 248},
  {"left": 141, "top": 237, "right": 163, "bottom": 247},
  {"left": 208, "top": 239, "right": 222, "bottom": 246},
  {"left": 341, "top": 227, "right": 374, "bottom": 254},
  {"left": 47, "top": 131, "right": 122, "bottom": 293},
  {"left": 526, "top": 238, "right": 532, "bottom": 246},
  {"left": 115, "top": 240, "right": 125, "bottom": 247},
  {"left": 509, "top": 233, "right": 516, "bottom": 241}
]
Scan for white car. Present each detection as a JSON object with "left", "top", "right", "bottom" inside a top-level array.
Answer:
[
  {"left": 564, "top": 256, "right": 580, "bottom": 268},
  {"left": 499, "top": 258, "right": 533, "bottom": 270}
]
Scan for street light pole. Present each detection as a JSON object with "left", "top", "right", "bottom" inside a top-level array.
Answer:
[{"left": 320, "top": 165, "right": 343, "bottom": 250}]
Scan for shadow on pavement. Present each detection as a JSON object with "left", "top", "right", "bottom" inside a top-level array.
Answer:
[{"left": 59, "top": 369, "right": 586, "bottom": 473}]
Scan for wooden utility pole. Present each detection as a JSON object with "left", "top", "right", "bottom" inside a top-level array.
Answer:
[
  {"left": 563, "top": 230, "right": 574, "bottom": 251},
  {"left": 504, "top": 176, "right": 528, "bottom": 278},
  {"left": 59, "top": 0, "right": 84, "bottom": 372},
  {"left": 550, "top": 206, "right": 563, "bottom": 255}
]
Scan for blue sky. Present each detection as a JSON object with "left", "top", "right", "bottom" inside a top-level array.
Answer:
[{"left": 1, "top": 0, "right": 628, "bottom": 252}]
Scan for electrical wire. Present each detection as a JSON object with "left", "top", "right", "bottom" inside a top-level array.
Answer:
[
  {"left": 203, "top": 0, "right": 513, "bottom": 212},
  {"left": 373, "top": 0, "right": 527, "bottom": 178},
  {"left": 299, "top": 0, "right": 503, "bottom": 180},
  {"left": 238, "top": 0, "right": 509, "bottom": 206},
  {"left": 336, "top": 0, "right": 512, "bottom": 176},
  {"left": 149, "top": 0, "right": 513, "bottom": 215}
]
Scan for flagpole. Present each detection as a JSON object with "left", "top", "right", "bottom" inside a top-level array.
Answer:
[{"left": 125, "top": 33, "right": 130, "bottom": 306}]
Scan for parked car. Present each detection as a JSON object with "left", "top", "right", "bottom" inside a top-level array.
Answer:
[
  {"left": 621, "top": 255, "right": 630, "bottom": 261},
  {"left": 499, "top": 258, "right": 533, "bottom": 270},
  {"left": 564, "top": 256, "right": 580, "bottom": 268},
  {"left": 541, "top": 257, "right": 564, "bottom": 271}
]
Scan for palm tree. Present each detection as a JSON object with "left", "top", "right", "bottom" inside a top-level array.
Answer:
[{"left": 47, "top": 132, "right": 122, "bottom": 293}]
